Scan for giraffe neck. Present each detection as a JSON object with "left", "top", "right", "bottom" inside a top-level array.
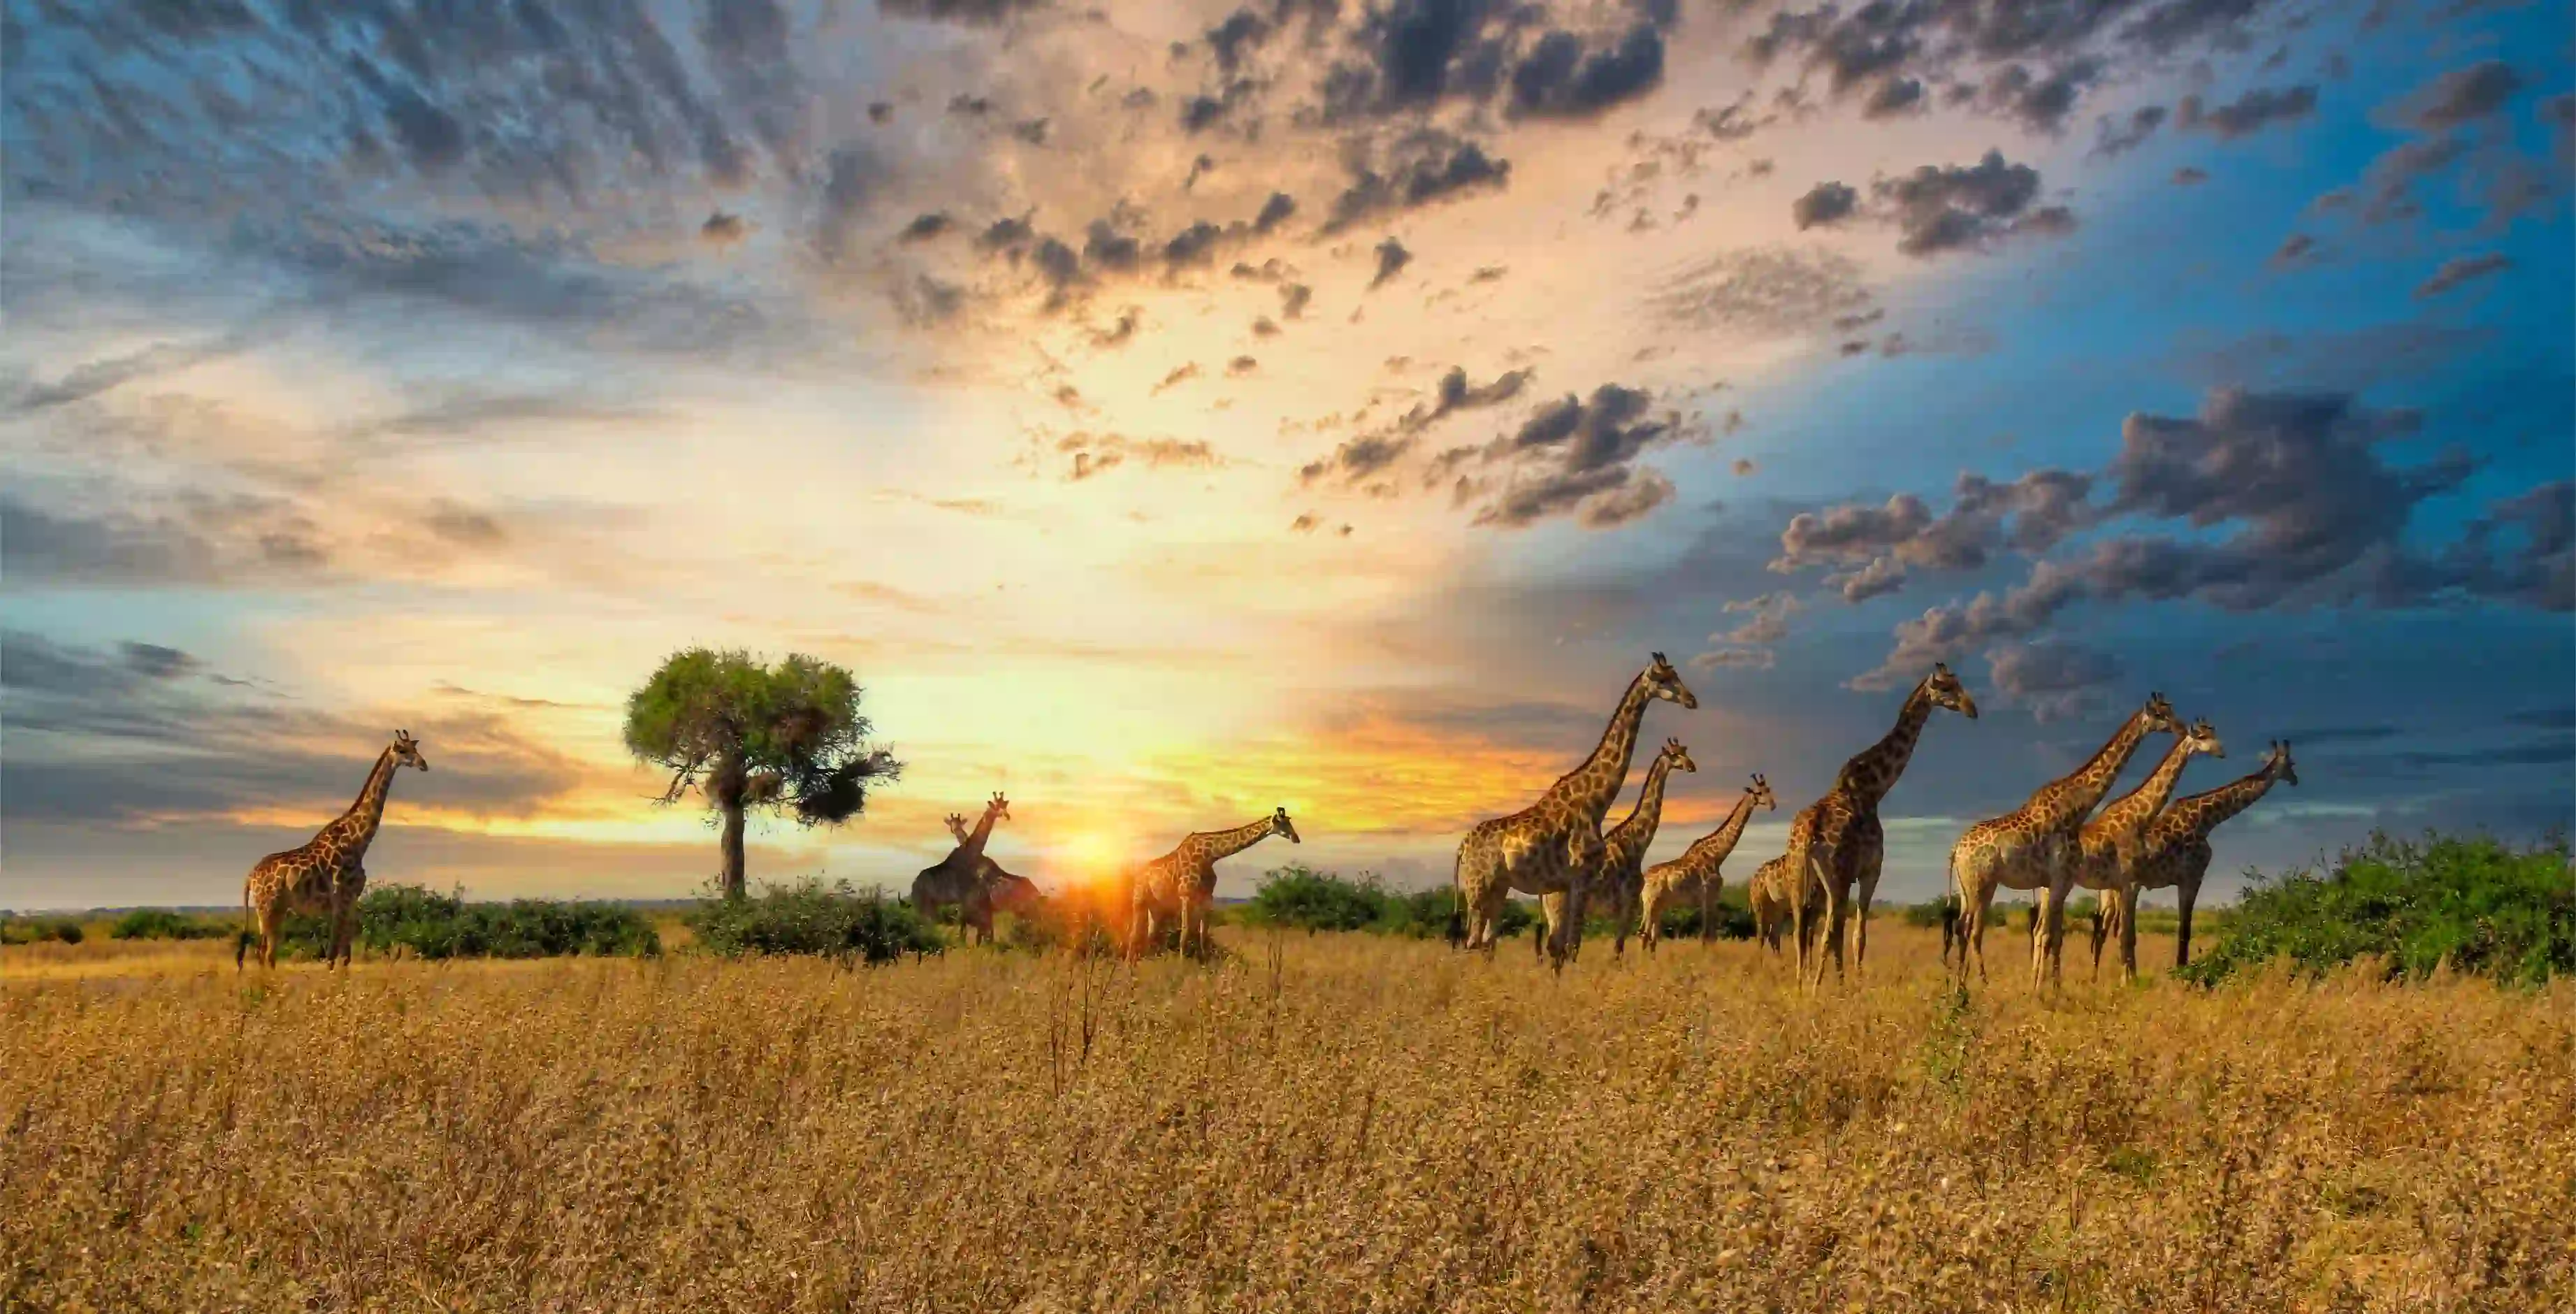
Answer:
[
  {"left": 1609, "top": 754, "right": 1677, "bottom": 851},
  {"left": 338, "top": 748, "right": 400, "bottom": 853},
  {"left": 1685, "top": 790, "right": 1762, "bottom": 866},
  {"left": 2096, "top": 737, "right": 2200, "bottom": 838},
  {"left": 2162, "top": 763, "right": 2283, "bottom": 843},
  {"left": 1835, "top": 683, "right": 1934, "bottom": 808},
  {"left": 2043, "top": 709, "right": 2159, "bottom": 824},
  {"left": 1545, "top": 672, "right": 1654, "bottom": 824},
  {"left": 1193, "top": 816, "right": 1278, "bottom": 863},
  {"left": 960, "top": 803, "right": 1001, "bottom": 862}
]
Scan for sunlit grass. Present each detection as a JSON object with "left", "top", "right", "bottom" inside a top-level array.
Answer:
[{"left": 2, "top": 926, "right": 2568, "bottom": 1311}]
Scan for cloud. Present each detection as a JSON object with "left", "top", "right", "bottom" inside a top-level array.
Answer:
[
  {"left": 1792, "top": 388, "right": 2572, "bottom": 687},
  {"left": 1506, "top": 26, "right": 1667, "bottom": 120},
  {"left": 2270, "top": 233, "right": 2321, "bottom": 268},
  {"left": 1322, "top": 132, "right": 1512, "bottom": 233},
  {"left": 1456, "top": 383, "right": 1687, "bottom": 531},
  {"left": 1985, "top": 638, "right": 2124, "bottom": 722},
  {"left": 878, "top": 0, "right": 1049, "bottom": 26},
  {"left": 2392, "top": 61, "right": 2524, "bottom": 132},
  {"left": 1791, "top": 181, "right": 1858, "bottom": 229},
  {"left": 1874, "top": 150, "right": 2076, "bottom": 258},
  {"left": 1, "top": 630, "right": 591, "bottom": 828},
  {"left": 2178, "top": 84, "right": 2320, "bottom": 138},
  {"left": 1369, "top": 237, "right": 1413, "bottom": 289},
  {"left": 1299, "top": 365, "right": 1534, "bottom": 488},
  {"left": 2092, "top": 106, "right": 2168, "bottom": 158},
  {"left": 2414, "top": 252, "right": 2512, "bottom": 298},
  {"left": 700, "top": 211, "right": 751, "bottom": 247},
  {"left": 1047, "top": 432, "right": 1227, "bottom": 482},
  {"left": 1647, "top": 247, "right": 1872, "bottom": 338},
  {"left": 1690, "top": 591, "right": 1802, "bottom": 670}
]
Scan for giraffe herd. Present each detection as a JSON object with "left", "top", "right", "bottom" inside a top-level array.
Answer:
[
  {"left": 238, "top": 651, "right": 2299, "bottom": 984},
  {"left": 1446, "top": 653, "right": 2302, "bottom": 991}
]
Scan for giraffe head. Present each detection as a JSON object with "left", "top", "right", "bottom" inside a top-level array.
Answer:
[
  {"left": 1269, "top": 806, "right": 1302, "bottom": 844},
  {"left": 2139, "top": 691, "right": 2180, "bottom": 735},
  {"left": 945, "top": 813, "right": 972, "bottom": 844},
  {"left": 390, "top": 730, "right": 430, "bottom": 772},
  {"left": 1745, "top": 772, "right": 1777, "bottom": 812},
  {"left": 1657, "top": 737, "right": 1698, "bottom": 774},
  {"left": 2268, "top": 739, "right": 2299, "bottom": 787},
  {"left": 1924, "top": 663, "right": 1978, "bottom": 719},
  {"left": 1644, "top": 652, "right": 1698, "bottom": 710},
  {"left": 983, "top": 792, "right": 1011, "bottom": 824},
  {"left": 2180, "top": 718, "right": 2225, "bottom": 760}
]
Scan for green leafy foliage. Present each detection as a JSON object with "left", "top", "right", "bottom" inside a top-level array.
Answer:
[
  {"left": 686, "top": 879, "right": 942, "bottom": 965},
  {"left": 1239, "top": 864, "right": 1540, "bottom": 939},
  {"left": 0, "top": 917, "right": 85, "bottom": 945},
  {"left": 1639, "top": 886, "right": 1758, "bottom": 941},
  {"left": 624, "top": 648, "right": 903, "bottom": 897},
  {"left": 110, "top": 909, "right": 229, "bottom": 941},
  {"left": 270, "top": 886, "right": 662, "bottom": 961},
  {"left": 2180, "top": 830, "right": 2576, "bottom": 988}
]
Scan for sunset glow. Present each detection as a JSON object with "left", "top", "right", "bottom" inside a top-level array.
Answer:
[{"left": 2, "top": 0, "right": 2567, "bottom": 911}]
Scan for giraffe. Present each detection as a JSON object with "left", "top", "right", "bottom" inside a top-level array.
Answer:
[
  {"left": 1127, "top": 808, "right": 1301, "bottom": 960},
  {"left": 911, "top": 793, "right": 1010, "bottom": 941},
  {"left": 1637, "top": 773, "right": 1774, "bottom": 952},
  {"left": 1542, "top": 737, "right": 1697, "bottom": 960},
  {"left": 1949, "top": 692, "right": 2179, "bottom": 989},
  {"left": 929, "top": 809, "right": 1044, "bottom": 946},
  {"left": 1786, "top": 663, "right": 1981, "bottom": 990},
  {"left": 2060, "top": 717, "right": 2225, "bottom": 983},
  {"left": 1748, "top": 855, "right": 1788, "bottom": 953},
  {"left": 1454, "top": 653, "right": 1698, "bottom": 972},
  {"left": 2096, "top": 740, "right": 2300, "bottom": 974},
  {"left": 236, "top": 730, "right": 429, "bottom": 971}
]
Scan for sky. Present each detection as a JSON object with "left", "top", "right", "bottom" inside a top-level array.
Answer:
[{"left": 2, "top": 0, "right": 2569, "bottom": 913}]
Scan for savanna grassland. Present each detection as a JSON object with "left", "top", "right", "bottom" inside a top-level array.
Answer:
[{"left": 4, "top": 926, "right": 2572, "bottom": 1313}]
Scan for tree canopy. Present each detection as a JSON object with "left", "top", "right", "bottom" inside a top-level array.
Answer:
[{"left": 624, "top": 648, "right": 902, "bottom": 898}]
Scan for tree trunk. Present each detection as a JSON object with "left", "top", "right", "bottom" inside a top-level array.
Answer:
[{"left": 719, "top": 791, "right": 748, "bottom": 902}]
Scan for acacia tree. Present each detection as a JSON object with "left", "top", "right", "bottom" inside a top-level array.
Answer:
[{"left": 623, "top": 648, "right": 902, "bottom": 900}]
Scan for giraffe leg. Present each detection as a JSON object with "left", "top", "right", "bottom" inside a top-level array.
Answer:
[
  {"left": 2118, "top": 885, "right": 2140, "bottom": 985},
  {"left": 2176, "top": 879, "right": 2201, "bottom": 970}
]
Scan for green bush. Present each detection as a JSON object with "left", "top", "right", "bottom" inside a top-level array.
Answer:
[
  {"left": 1644, "top": 886, "right": 1758, "bottom": 941},
  {"left": 2179, "top": 830, "right": 2575, "bottom": 988},
  {"left": 110, "top": 909, "right": 229, "bottom": 941},
  {"left": 0, "top": 917, "right": 85, "bottom": 946},
  {"left": 687, "top": 879, "right": 941, "bottom": 965},
  {"left": 271, "top": 885, "right": 662, "bottom": 961},
  {"left": 1240, "top": 865, "right": 1541, "bottom": 939},
  {"left": 1243, "top": 863, "right": 1388, "bottom": 933}
]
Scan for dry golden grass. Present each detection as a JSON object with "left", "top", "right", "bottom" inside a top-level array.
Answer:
[{"left": 4, "top": 927, "right": 2572, "bottom": 1312}]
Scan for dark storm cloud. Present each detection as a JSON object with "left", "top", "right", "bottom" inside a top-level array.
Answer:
[
  {"left": 1772, "top": 469, "right": 2097, "bottom": 591},
  {"left": 1790, "top": 389, "right": 2575, "bottom": 688},
  {"left": 2414, "top": 252, "right": 2512, "bottom": 298},
  {"left": 1311, "top": 0, "right": 1677, "bottom": 127},
  {"left": 1322, "top": 133, "right": 1512, "bottom": 233},
  {"left": 2178, "top": 83, "right": 2319, "bottom": 138}
]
